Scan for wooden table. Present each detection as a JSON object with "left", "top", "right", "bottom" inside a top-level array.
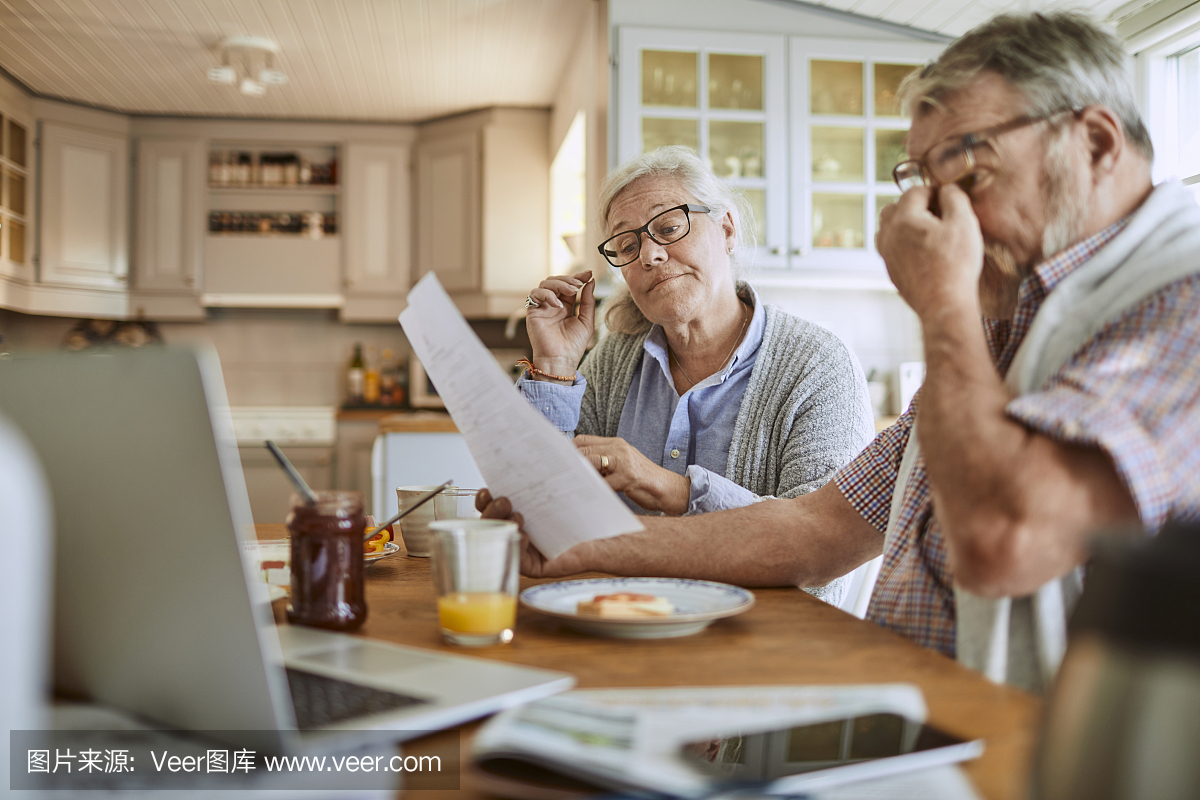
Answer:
[{"left": 258, "top": 524, "right": 1037, "bottom": 800}]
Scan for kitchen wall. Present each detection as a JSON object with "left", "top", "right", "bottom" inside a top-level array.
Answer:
[
  {"left": 0, "top": 307, "right": 529, "bottom": 407},
  {"left": 0, "top": 308, "right": 407, "bottom": 405}
]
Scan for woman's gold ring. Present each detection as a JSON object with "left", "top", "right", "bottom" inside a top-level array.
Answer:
[
  {"left": 525, "top": 295, "right": 539, "bottom": 309},
  {"left": 599, "top": 454, "right": 610, "bottom": 476}
]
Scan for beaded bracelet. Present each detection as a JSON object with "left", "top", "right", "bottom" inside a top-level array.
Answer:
[{"left": 516, "top": 358, "right": 575, "bottom": 383}]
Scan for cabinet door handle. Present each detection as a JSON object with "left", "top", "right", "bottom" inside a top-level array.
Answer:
[
  {"left": 184, "top": 275, "right": 195, "bottom": 287},
  {"left": 770, "top": 246, "right": 782, "bottom": 255}
]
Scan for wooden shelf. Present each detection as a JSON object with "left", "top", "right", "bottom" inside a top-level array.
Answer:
[
  {"left": 205, "top": 232, "right": 338, "bottom": 239},
  {"left": 208, "top": 184, "right": 340, "bottom": 194}
]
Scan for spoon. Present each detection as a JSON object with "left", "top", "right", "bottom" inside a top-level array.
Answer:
[
  {"left": 364, "top": 480, "right": 452, "bottom": 541},
  {"left": 264, "top": 440, "right": 319, "bottom": 505}
]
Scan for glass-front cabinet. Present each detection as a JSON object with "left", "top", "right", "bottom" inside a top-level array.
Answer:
[
  {"left": 618, "top": 28, "right": 941, "bottom": 282},
  {"left": 0, "top": 111, "right": 30, "bottom": 281},
  {"left": 790, "top": 38, "right": 937, "bottom": 276},
  {"left": 618, "top": 30, "right": 788, "bottom": 268}
]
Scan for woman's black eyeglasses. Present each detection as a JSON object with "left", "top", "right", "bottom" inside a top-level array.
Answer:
[{"left": 597, "top": 204, "right": 711, "bottom": 268}]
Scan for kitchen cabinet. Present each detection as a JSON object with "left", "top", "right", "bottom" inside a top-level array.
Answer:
[
  {"left": 415, "top": 108, "right": 550, "bottom": 317},
  {"left": 128, "top": 119, "right": 418, "bottom": 318},
  {"left": 788, "top": 38, "right": 940, "bottom": 276},
  {"left": 616, "top": 28, "right": 940, "bottom": 284},
  {"left": 228, "top": 406, "right": 336, "bottom": 524},
  {"left": 131, "top": 137, "right": 206, "bottom": 319},
  {"left": 617, "top": 29, "right": 787, "bottom": 268},
  {"left": 0, "top": 98, "right": 133, "bottom": 318},
  {"left": 341, "top": 141, "right": 412, "bottom": 321},
  {"left": 238, "top": 445, "right": 333, "bottom": 524},
  {"left": 38, "top": 120, "right": 130, "bottom": 309},
  {"left": 334, "top": 417, "right": 379, "bottom": 515},
  {"left": 0, "top": 98, "right": 32, "bottom": 287},
  {"left": 202, "top": 141, "right": 342, "bottom": 308}
]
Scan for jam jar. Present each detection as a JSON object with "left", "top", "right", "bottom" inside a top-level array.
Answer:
[{"left": 286, "top": 490, "right": 367, "bottom": 631}]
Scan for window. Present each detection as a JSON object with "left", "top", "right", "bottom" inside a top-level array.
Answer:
[
  {"left": 1171, "top": 44, "right": 1200, "bottom": 203},
  {"left": 1130, "top": 6, "right": 1200, "bottom": 206}
]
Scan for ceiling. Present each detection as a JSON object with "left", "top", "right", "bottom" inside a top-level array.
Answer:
[
  {"left": 0, "top": 0, "right": 593, "bottom": 122},
  {"left": 0, "top": 0, "right": 1154, "bottom": 122},
  {"left": 801, "top": 0, "right": 1146, "bottom": 38}
]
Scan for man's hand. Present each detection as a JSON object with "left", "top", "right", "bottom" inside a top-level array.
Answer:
[
  {"left": 475, "top": 489, "right": 594, "bottom": 578},
  {"left": 573, "top": 435, "right": 690, "bottom": 516},
  {"left": 876, "top": 184, "right": 984, "bottom": 318}
]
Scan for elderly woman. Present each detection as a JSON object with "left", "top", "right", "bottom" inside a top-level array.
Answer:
[{"left": 517, "top": 147, "right": 874, "bottom": 603}]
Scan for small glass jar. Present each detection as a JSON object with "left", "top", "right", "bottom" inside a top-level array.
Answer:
[{"left": 286, "top": 490, "right": 367, "bottom": 631}]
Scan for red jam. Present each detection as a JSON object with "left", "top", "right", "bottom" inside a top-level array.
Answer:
[{"left": 286, "top": 491, "right": 367, "bottom": 631}]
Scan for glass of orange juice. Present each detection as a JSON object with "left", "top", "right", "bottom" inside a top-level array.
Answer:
[{"left": 429, "top": 519, "right": 519, "bottom": 646}]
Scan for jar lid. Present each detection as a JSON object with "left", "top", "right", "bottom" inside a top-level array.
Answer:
[{"left": 1070, "top": 521, "right": 1200, "bottom": 656}]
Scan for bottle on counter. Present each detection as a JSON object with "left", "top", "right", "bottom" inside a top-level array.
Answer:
[
  {"left": 362, "top": 346, "right": 381, "bottom": 406},
  {"left": 395, "top": 361, "right": 409, "bottom": 408},
  {"left": 380, "top": 348, "right": 399, "bottom": 406},
  {"left": 347, "top": 342, "right": 365, "bottom": 405}
]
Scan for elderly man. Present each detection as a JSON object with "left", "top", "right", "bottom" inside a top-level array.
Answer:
[{"left": 486, "top": 11, "right": 1200, "bottom": 691}]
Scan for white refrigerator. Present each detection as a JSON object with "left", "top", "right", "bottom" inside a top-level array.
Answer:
[{"left": 371, "top": 431, "right": 485, "bottom": 521}]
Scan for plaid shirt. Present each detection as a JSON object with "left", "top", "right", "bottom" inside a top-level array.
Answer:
[{"left": 835, "top": 219, "right": 1200, "bottom": 656}]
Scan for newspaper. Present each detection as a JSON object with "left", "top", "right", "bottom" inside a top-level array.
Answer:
[{"left": 471, "top": 685, "right": 982, "bottom": 799}]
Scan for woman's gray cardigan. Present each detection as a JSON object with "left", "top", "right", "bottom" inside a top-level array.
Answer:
[{"left": 574, "top": 303, "right": 876, "bottom": 605}]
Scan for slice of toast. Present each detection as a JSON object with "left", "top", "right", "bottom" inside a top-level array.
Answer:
[{"left": 576, "top": 592, "right": 675, "bottom": 618}]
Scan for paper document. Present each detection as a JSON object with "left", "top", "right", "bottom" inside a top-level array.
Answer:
[{"left": 399, "top": 273, "right": 642, "bottom": 559}]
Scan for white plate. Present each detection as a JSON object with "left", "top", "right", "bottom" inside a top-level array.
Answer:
[
  {"left": 241, "top": 539, "right": 291, "bottom": 587},
  {"left": 364, "top": 541, "right": 401, "bottom": 563},
  {"left": 520, "top": 577, "right": 755, "bottom": 639}
]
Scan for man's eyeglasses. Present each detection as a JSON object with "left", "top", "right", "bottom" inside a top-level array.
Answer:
[
  {"left": 597, "top": 203, "right": 711, "bottom": 268},
  {"left": 892, "top": 107, "right": 1078, "bottom": 193}
]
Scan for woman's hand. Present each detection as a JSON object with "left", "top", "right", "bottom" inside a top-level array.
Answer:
[
  {"left": 573, "top": 435, "right": 691, "bottom": 516},
  {"left": 474, "top": 489, "right": 592, "bottom": 577},
  {"left": 525, "top": 271, "right": 596, "bottom": 381}
]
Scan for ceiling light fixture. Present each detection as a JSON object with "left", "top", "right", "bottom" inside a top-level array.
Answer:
[{"left": 207, "top": 36, "right": 287, "bottom": 97}]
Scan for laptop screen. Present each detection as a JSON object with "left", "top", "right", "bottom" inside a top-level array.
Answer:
[{"left": 0, "top": 347, "right": 295, "bottom": 751}]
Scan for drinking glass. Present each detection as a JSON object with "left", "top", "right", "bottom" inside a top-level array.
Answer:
[
  {"left": 397, "top": 485, "right": 481, "bottom": 557},
  {"left": 430, "top": 520, "right": 519, "bottom": 646}
]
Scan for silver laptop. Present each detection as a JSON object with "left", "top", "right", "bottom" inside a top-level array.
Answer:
[{"left": 0, "top": 346, "right": 573, "bottom": 756}]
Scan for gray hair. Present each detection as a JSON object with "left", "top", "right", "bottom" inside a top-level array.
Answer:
[
  {"left": 598, "top": 146, "right": 757, "bottom": 335},
  {"left": 899, "top": 12, "right": 1153, "bottom": 160}
]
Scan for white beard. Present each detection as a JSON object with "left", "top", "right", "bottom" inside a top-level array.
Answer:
[
  {"left": 1040, "top": 127, "right": 1090, "bottom": 261},
  {"left": 976, "top": 127, "right": 1090, "bottom": 319}
]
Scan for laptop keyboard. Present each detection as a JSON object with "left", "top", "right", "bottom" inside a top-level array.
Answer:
[{"left": 285, "top": 667, "right": 430, "bottom": 730}]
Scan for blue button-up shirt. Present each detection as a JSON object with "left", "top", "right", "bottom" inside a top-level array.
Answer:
[{"left": 518, "top": 288, "right": 766, "bottom": 515}]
